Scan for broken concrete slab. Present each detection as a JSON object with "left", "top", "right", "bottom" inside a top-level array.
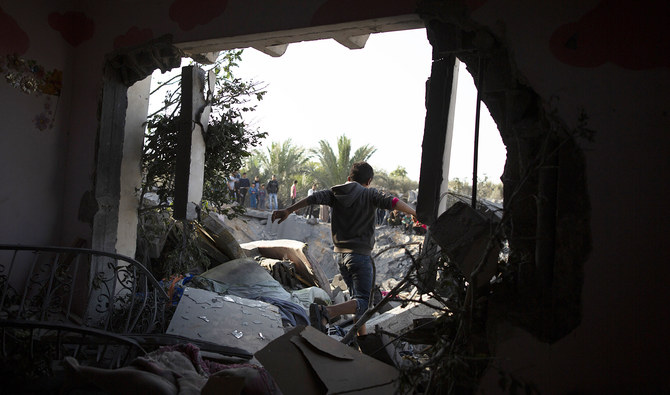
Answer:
[
  {"left": 365, "top": 297, "right": 443, "bottom": 336},
  {"left": 240, "top": 239, "right": 333, "bottom": 298},
  {"left": 195, "top": 224, "right": 231, "bottom": 265},
  {"left": 202, "top": 211, "right": 247, "bottom": 260},
  {"left": 255, "top": 326, "right": 399, "bottom": 395},
  {"left": 240, "top": 207, "right": 271, "bottom": 220},
  {"left": 264, "top": 212, "right": 312, "bottom": 241},
  {"left": 210, "top": 211, "right": 263, "bottom": 244},
  {"left": 166, "top": 287, "right": 284, "bottom": 355}
]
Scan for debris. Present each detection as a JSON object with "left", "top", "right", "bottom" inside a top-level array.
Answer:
[
  {"left": 428, "top": 201, "right": 501, "bottom": 288},
  {"left": 290, "top": 286, "right": 332, "bottom": 310},
  {"left": 255, "top": 326, "right": 399, "bottom": 394},
  {"left": 365, "top": 297, "right": 443, "bottom": 336},
  {"left": 258, "top": 257, "right": 298, "bottom": 288},
  {"left": 357, "top": 332, "right": 414, "bottom": 369},
  {"left": 202, "top": 211, "right": 247, "bottom": 260},
  {"left": 167, "top": 287, "right": 283, "bottom": 354},
  {"left": 240, "top": 239, "right": 333, "bottom": 298},
  {"left": 194, "top": 257, "right": 292, "bottom": 301}
]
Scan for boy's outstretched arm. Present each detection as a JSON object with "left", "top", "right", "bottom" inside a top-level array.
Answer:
[
  {"left": 393, "top": 198, "right": 417, "bottom": 219},
  {"left": 271, "top": 197, "right": 311, "bottom": 224}
]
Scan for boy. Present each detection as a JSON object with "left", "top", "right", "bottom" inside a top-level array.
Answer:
[{"left": 271, "top": 162, "right": 416, "bottom": 334}]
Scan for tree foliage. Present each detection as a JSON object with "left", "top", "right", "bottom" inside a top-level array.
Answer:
[
  {"left": 247, "top": 139, "right": 310, "bottom": 202},
  {"left": 448, "top": 175, "right": 503, "bottom": 202},
  {"left": 137, "top": 51, "right": 265, "bottom": 275},
  {"left": 390, "top": 166, "right": 408, "bottom": 178},
  {"left": 372, "top": 168, "right": 418, "bottom": 197},
  {"left": 311, "top": 134, "right": 376, "bottom": 188},
  {"left": 140, "top": 50, "right": 266, "bottom": 214}
]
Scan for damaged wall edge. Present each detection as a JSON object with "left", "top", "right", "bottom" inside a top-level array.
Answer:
[
  {"left": 416, "top": 52, "right": 457, "bottom": 226},
  {"left": 417, "top": 9, "right": 591, "bottom": 344}
]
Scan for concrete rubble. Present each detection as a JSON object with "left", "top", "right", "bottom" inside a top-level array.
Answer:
[{"left": 155, "top": 207, "right": 453, "bottom": 393}]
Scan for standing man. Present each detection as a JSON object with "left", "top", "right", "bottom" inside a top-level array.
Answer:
[
  {"left": 307, "top": 183, "right": 317, "bottom": 218},
  {"left": 228, "top": 173, "right": 237, "bottom": 201},
  {"left": 266, "top": 175, "right": 279, "bottom": 210},
  {"left": 258, "top": 184, "right": 267, "bottom": 210},
  {"left": 290, "top": 180, "right": 298, "bottom": 205},
  {"left": 237, "top": 172, "right": 250, "bottom": 206},
  {"left": 271, "top": 162, "right": 416, "bottom": 335}
]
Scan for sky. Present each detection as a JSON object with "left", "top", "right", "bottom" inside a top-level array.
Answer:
[
  {"left": 234, "top": 28, "right": 506, "bottom": 183},
  {"left": 150, "top": 28, "right": 506, "bottom": 183}
]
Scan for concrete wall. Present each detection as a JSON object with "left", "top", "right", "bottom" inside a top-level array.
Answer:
[
  {"left": 468, "top": 1, "right": 670, "bottom": 392},
  {"left": 0, "top": 1, "right": 72, "bottom": 245}
]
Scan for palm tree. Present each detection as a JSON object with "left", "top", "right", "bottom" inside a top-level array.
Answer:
[
  {"left": 257, "top": 139, "right": 310, "bottom": 202},
  {"left": 244, "top": 150, "right": 264, "bottom": 181},
  {"left": 311, "top": 134, "right": 376, "bottom": 188}
]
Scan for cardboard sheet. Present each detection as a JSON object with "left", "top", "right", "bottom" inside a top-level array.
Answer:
[{"left": 256, "top": 326, "right": 398, "bottom": 394}]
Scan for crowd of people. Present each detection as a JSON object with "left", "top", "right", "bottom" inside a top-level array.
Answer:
[
  {"left": 225, "top": 171, "right": 426, "bottom": 234},
  {"left": 226, "top": 172, "right": 282, "bottom": 211},
  {"left": 226, "top": 173, "right": 323, "bottom": 215},
  {"left": 385, "top": 207, "right": 427, "bottom": 235}
]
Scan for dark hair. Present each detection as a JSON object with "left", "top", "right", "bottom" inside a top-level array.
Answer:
[
  {"left": 294, "top": 180, "right": 298, "bottom": 184},
  {"left": 349, "top": 161, "right": 374, "bottom": 184}
]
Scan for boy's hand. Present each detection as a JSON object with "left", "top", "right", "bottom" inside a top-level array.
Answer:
[{"left": 272, "top": 209, "right": 290, "bottom": 223}]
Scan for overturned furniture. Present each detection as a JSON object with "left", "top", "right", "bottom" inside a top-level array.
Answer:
[
  {"left": 428, "top": 201, "right": 501, "bottom": 289},
  {"left": 0, "top": 244, "right": 250, "bottom": 391}
]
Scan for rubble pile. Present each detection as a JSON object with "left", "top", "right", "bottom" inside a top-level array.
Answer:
[{"left": 137, "top": 205, "right": 473, "bottom": 394}]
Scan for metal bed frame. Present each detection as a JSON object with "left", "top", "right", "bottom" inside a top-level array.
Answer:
[{"left": 0, "top": 244, "right": 250, "bottom": 387}]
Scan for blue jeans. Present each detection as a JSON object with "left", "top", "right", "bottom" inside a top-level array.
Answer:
[
  {"left": 337, "top": 253, "right": 373, "bottom": 318},
  {"left": 268, "top": 193, "right": 278, "bottom": 210}
]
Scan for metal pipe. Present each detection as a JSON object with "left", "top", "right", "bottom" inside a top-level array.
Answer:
[{"left": 472, "top": 57, "right": 485, "bottom": 208}]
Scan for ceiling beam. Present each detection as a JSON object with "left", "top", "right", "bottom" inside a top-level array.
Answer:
[
  {"left": 252, "top": 43, "right": 289, "bottom": 57},
  {"left": 333, "top": 33, "right": 370, "bottom": 50}
]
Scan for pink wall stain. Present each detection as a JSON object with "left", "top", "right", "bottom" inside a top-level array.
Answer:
[
  {"left": 113, "top": 27, "right": 154, "bottom": 50},
  {"left": 549, "top": 0, "right": 670, "bottom": 70},
  {"left": 48, "top": 11, "right": 95, "bottom": 47},
  {"left": 169, "top": 0, "right": 229, "bottom": 31},
  {"left": 0, "top": 6, "right": 30, "bottom": 55}
]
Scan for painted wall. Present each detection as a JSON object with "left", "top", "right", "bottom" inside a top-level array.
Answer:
[
  {"left": 0, "top": 1, "right": 72, "bottom": 245},
  {"left": 0, "top": 0, "right": 668, "bottom": 392},
  {"left": 469, "top": 1, "right": 670, "bottom": 392}
]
